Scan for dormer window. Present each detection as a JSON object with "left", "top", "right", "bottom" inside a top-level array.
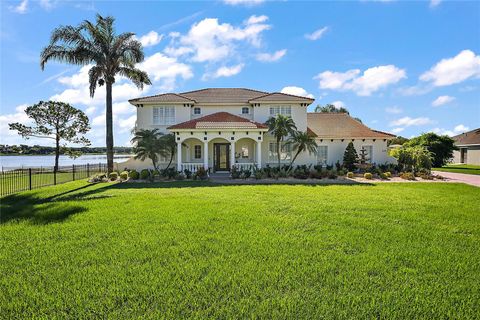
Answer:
[
  {"left": 193, "top": 107, "right": 201, "bottom": 115},
  {"left": 241, "top": 107, "right": 250, "bottom": 114}
]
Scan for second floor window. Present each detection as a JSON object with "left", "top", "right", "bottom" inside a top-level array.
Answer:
[
  {"left": 153, "top": 106, "right": 175, "bottom": 125},
  {"left": 269, "top": 105, "right": 291, "bottom": 117},
  {"left": 194, "top": 145, "right": 202, "bottom": 159},
  {"left": 193, "top": 107, "right": 201, "bottom": 115},
  {"left": 242, "top": 107, "right": 250, "bottom": 114}
]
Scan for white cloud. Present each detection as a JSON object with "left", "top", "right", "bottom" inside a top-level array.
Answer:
[
  {"left": 135, "top": 31, "right": 163, "bottom": 48},
  {"left": 10, "top": 0, "right": 28, "bottom": 14},
  {"left": 454, "top": 124, "right": 469, "bottom": 132},
  {"left": 39, "top": 0, "right": 55, "bottom": 10},
  {"left": 431, "top": 124, "right": 468, "bottom": 137},
  {"left": 305, "top": 27, "right": 329, "bottom": 41},
  {"left": 245, "top": 15, "right": 268, "bottom": 25},
  {"left": 223, "top": 0, "right": 265, "bottom": 6},
  {"left": 256, "top": 49, "right": 287, "bottom": 62},
  {"left": 85, "top": 106, "right": 96, "bottom": 116},
  {"left": 118, "top": 115, "right": 137, "bottom": 133},
  {"left": 430, "top": 0, "right": 441, "bottom": 8},
  {"left": 385, "top": 106, "right": 403, "bottom": 114},
  {"left": 202, "top": 63, "right": 244, "bottom": 80},
  {"left": 280, "top": 86, "right": 314, "bottom": 99},
  {"left": 315, "top": 65, "right": 406, "bottom": 96},
  {"left": 420, "top": 50, "right": 480, "bottom": 86},
  {"left": 165, "top": 16, "right": 271, "bottom": 63},
  {"left": 331, "top": 101, "right": 346, "bottom": 109},
  {"left": 431, "top": 95, "right": 455, "bottom": 107},
  {"left": 391, "top": 127, "right": 405, "bottom": 134},
  {"left": 139, "top": 53, "right": 193, "bottom": 91},
  {"left": 390, "top": 116, "right": 434, "bottom": 127}
]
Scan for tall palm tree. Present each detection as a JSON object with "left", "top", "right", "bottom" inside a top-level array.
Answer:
[
  {"left": 131, "top": 129, "right": 164, "bottom": 171},
  {"left": 266, "top": 114, "right": 297, "bottom": 168},
  {"left": 40, "top": 14, "right": 151, "bottom": 173},
  {"left": 286, "top": 131, "right": 318, "bottom": 172}
]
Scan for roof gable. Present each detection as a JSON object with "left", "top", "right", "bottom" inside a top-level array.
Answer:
[
  {"left": 307, "top": 113, "right": 395, "bottom": 139},
  {"left": 129, "top": 88, "right": 314, "bottom": 105},
  {"left": 168, "top": 112, "right": 268, "bottom": 130},
  {"left": 453, "top": 128, "right": 480, "bottom": 145}
]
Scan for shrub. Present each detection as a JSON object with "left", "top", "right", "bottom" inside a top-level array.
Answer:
[
  {"left": 380, "top": 172, "right": 388, "bottom": 179},
  {"left": 385, "top": 171, "right": 392, "bottom": 178},
  {"left": 335, "top": 161, "right": 343, "bottom": 172},
  {"left": 183, "top": 169, "right": 192, "bottom": 179},
  {"left": 88, "top": 173, "right": 107, "bottom": 183},
  {"left": 152, "top": 170, "right": 160, "bottom": 177},
  {"left": 162, "top": 168, "right": 177, "bottom": 179},
  {"left": 309, "top": 170, "right": 322, "bottom": 179},
  {"left": 400, "top": 172, "right": 415, "bottom": 180},
  {"left": 230, "top": 166, "right": 241, "bottom": 179},
  {"left": 364, "top": 172, "right": 373, "bottom": 180},
  {"left": 128, "top": 170, "right": 139, "bottom": 180},
  {"left": 240, "top": 169, "right": 252, "bottom": 179},
  {"left": 119, "top": 171, "right": 129, "bottom": 180},
  {"left": 253, "top": 169, "right": 266, "bottom": 180},
  {"left": 194, "top": 167, "right": 209, "bottom": 180},
  {"left": 417, "top": 172, "right": 433, "bottom": 180},
  {"left": 343, "top": 142, "right": 358, "bottom": 171},
  {"left": 140, "top": 169, "right": 150, "bottom": 180},
  {"left": 108, "top": 172, "right": 118, "bottom": 181},
  {"left": 327, "top": 170, "right": 338, "bottom": 179},
  {"left": 347, "top": 172, "right": 354, "bottom": 178},
  {"left": 176, "top": 173, "right": 185, "bottom": 180}
]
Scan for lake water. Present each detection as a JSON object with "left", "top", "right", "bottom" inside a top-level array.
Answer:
[{"left": 0, "top": 154, "right": 132, "bottom": 169}]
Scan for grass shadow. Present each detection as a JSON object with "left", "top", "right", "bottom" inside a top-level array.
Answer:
[{"left": 0, "top": 183, "right": 113, "bottom": 225}]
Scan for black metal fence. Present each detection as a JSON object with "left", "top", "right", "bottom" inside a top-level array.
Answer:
[{"left": 0, "top": 163, "right": 107, "bottom": 197}]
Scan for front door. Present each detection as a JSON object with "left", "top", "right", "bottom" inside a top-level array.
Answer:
[{"left": 214, "top": 143, "right": 230, "bottom": 171}]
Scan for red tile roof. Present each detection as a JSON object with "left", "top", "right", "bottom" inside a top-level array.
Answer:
[
  {"left": 167, "top": 112, "right": 268, "bottom": 130},
  {"left": 307, "top": 113, "right": 396, "bottom": 139},
  {"left": 129, "top": 88, "right": 314, "bottom": 105}
]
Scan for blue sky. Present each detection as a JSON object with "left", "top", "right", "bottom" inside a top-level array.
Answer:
[{"left": 1, "top": 0, "right": 479, "bottom": 147}]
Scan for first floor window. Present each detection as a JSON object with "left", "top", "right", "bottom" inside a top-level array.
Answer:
[
  {"left": 242, "top": 107, "right": 250, "bottom": 114},
  {"left": 317, "top": 146, "right": 328, "bottom": 165},
  {"left": 268, "top": 142, "right": 292, "bottom": 162},
  {"left": 361, "top": 145, "right": 373, "bottom": 163},
  {"left": 241, "top": 146, "right": 249, "bottom": 158},
  {"left": 193, "top": 107, "right": 201, "bottom": 115},
  {"left": 269, "top": 105, "right": 291, "bottom": 117},
  {"left": 153, "top": 106, "right": 175, "bottom": 125},
  {"left": 194, "top": 145, "right": 202, "bottom": 159}
]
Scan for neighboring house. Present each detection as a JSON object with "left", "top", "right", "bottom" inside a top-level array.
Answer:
[
  {"left": 452, "top": 128, "right": 480, "bottom": 165},
  {"left": 123, "top": 88, "right": 395, "bottom": 172}
]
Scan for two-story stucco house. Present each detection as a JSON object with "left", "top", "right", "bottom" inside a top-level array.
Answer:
[{"left": 123, "top": 88, "right": 395, "bottom": 172}]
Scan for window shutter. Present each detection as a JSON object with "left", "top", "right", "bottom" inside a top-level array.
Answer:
[{"left": 153, "top": 107, "right": 159, "bottom": 125}]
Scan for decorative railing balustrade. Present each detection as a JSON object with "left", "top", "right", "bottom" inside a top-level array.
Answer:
[
  {"left": 181, "top": 163, "right": 204, "bottom": 173},
  {"left": 234, "top": 163, "right": 256, "bottom": 171}
]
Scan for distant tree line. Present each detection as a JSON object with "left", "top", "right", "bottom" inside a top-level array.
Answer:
[{"left": 0, "top": 144, "right": 133, "bottom": 156}]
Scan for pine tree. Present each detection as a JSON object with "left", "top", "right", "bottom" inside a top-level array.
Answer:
[{"left": 343, "top": 142, "right": 358, "bottom": 171}]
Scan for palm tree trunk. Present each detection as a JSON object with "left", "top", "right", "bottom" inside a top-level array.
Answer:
[
  {"left": 277, "top": 138, "right": 281, "bottom": 169},
  {"left": 54, "top": 134, "right": 60, "bottom": 173},
  {"left": 287, "top": 150, "right": 301, "bottom": 173},
  {"left": 152, "top": 158, "right": 158, "bottom": 172},
  {"left": 106, "top": 82, "right": 114, "bottom": 173},
  {"left": 166, "top": 152, "right": 174, "bottom": 170}
]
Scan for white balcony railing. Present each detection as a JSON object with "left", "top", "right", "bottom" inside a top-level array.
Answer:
[
  {"left": 181, "top": 163, "right": 204, "bottom": 173},
  {"left": 235, "top": 163, "right": 256, "bottom": 171}
]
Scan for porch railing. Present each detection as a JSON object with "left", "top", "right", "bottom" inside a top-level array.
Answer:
[
  {"left": 181, "top": 163, "right": 204, "bottom": 173},
  {"left": 235, "top": 163, "right": 256, "bottom": 171}
]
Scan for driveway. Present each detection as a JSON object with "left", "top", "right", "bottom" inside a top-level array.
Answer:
[{"left": 432, "top": 171, "right": 480, "bottom": 187}]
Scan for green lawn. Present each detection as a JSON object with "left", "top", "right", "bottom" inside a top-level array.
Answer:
[
  {"left": 1, "top": 181, "right": 479, "bottom": 318},
  {"left": 433, "top": 164, "right": 480, "bottom": 175}
]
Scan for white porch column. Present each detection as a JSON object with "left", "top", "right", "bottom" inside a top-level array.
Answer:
[
  {"left": 203, "top": 141, "right": 209, "bottom": 170},
  {"left": 176, "top": 142, "right": 182, "bottom": 172},
  {"left": 256, "top": 141, "right": 262, "bottom": 169},
  {"left": 230, "top": 140, "right": 236, "bottom": 169}
]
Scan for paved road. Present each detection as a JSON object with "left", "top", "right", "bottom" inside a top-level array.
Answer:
[{"left": 432, "top": 171, "right": 480, "bottom": 187}]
